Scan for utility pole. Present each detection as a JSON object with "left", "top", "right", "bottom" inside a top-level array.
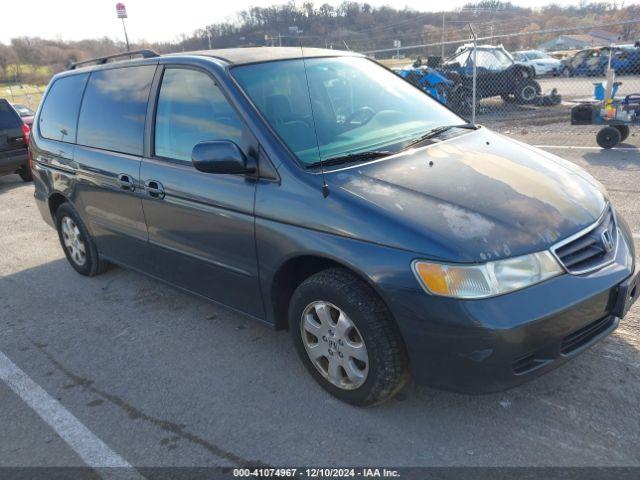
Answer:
[
  {"left": 441, "top": 12, "right": 445, "bottom": 60},
  {"left": 115, "top": 3, "right": 130, "bottom": 52},
  {"left": 207, "top": 30, "right": 212, "bottom": 49},
  {"left": 468, "top": 23, "right": 477, "bottom": 125}
]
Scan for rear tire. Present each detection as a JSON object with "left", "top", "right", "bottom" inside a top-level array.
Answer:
[
  {"left": 596, "top": 126, "right": 621, "bottom": 149},
  {"left": 514, "top": 78, "right": 541, "bottom": 104},
  {"left": 288, "top": 268, "right": 409, "bottom": 406},
  {"left": 614, "top": 125, "right": 630, "bottom": 142},
  {"left": 18, "top": 165, "right": 32, "bottom": 182},
  {"left": 55, "top": 203, "right": 108, "bottom": 276}
]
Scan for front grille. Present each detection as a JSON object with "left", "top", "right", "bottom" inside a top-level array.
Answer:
[
  {"left": 552, "top": 207, "right": 617, "bottom": 274},
  {"left": 560, "top": 316, "right": 615, "bottom": 355}
]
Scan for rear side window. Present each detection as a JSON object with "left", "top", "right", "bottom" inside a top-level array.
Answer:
[
  {"left": 154, "top": 68, "right": 243, "bottom": 162},
  {"left": 39, "top": 74, "right": 88, "bottom": 143},
  {"left": 77, "top": 65, "right": 155, "bottom": 156},
  {"left": 0, "top": 100, "right": 21, "bottom": 129}
]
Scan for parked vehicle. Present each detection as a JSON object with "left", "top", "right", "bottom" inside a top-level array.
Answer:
[
  {"left": 440, "top": 45, "right": 541, "bottom": 104},
  {"left": 31, "top": 48, "right": 638, "bottom": 405},
  {"left": 513, "top": 50, "right": 561, "bottom": 76},
  {"left": 561, "top": 46, "right": 640, "bottom": 77},
  {"left": 0, "top": 98, "right": 31, "bottom": 181},
  {"left": 395, "top": 65, "right": 455, "bottom": 106},
  {"left": 11, "top": 103, "right": 35, "bottom": 127}
]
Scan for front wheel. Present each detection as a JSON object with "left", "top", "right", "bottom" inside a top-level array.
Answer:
[
  {"left": 289, "top": 268, "right": 409, "bottom": 406},
  {"left": 614, "top": 125, "right": 630, "bottom": 142}
]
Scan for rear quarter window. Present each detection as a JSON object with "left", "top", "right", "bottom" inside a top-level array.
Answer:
[
  {"left": 77, "top": 65, "right": 155, "bottom": 156},
  {"left": 0, "top": 100, "right": 22, "bottom": 130},
  {"left": 39, "top": 73, "right": 89, "bottom": 143}
]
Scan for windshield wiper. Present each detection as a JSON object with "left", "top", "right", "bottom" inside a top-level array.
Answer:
[
  {"left": 402, "top": 123, "right": 478, "bottom": 150},
  {"left": 305, "top": 150, "right": 392, "bottom": 169}
]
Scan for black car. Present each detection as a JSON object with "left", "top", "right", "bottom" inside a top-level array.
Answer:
[
  {"left": 30, "top": 48, "right": 638, "bottom": 406},
  {"left": 440, "top": 45, "right": 541, "bottom": 105},
  {"left": 0, "top": 98, "right": 31, "bottom": 181}
]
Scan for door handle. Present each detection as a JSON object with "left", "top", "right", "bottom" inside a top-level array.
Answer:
[
  {"left": 117, "top": 173, "right": 135, "bottom": 191},
  {"left": 145, "top": 180, "right": 165, "bottom": 199}
]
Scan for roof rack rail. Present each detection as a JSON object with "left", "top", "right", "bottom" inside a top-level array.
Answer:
[{"left": 68, "top": 50, "right": 160, "bottom": 70}]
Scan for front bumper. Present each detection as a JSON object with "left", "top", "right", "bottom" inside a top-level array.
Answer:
[{"left": 388, "top": 230, "right": 636, "bottom": 394}]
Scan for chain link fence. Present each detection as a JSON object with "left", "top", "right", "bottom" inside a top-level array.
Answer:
[{"left": 367, "top": 21, "right": 640, "bottom": 147}]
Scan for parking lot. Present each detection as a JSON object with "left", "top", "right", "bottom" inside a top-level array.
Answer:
[{"left": 0, "top": 132, "right": 639, "bottom": 470}]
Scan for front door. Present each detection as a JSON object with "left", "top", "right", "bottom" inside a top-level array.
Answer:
[{"left": 140, "top": 66, "right": 264, "bottom": 318}]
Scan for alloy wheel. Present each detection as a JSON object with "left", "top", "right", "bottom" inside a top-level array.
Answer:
[
  {"left": 300, "top": 301, "right": 369, "bottom": 390},
  {"left": 61, "top": 216, "right": 87, "bottom": 266}
]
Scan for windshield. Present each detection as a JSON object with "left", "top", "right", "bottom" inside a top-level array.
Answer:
[
  {"left": 232, "top": 57, "right": 462, "bottom": 166},
  {"left": 525, "top": 51, "right": 547, "bottom": 60},
  {"left": 490, "top": 49, "right": 514, "bottom": 67}
]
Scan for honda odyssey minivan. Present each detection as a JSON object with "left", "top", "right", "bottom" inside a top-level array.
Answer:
[{"left": 30, "top": 48, "right": 638, "bottom": 405}]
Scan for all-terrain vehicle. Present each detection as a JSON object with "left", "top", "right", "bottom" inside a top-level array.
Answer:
[{"left": 440, "top": 44, "right": 541, "bottom": 105}]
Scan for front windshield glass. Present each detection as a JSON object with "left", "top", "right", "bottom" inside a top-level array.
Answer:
[
  {"left": 232, "top": 57, "right": 462, "bottom": 166},
  {"left": 491, "top": 49, "right": 514, "bottom": 67},
  {"left": 526, "top": 51, "right": 547, "bottom": 60}
]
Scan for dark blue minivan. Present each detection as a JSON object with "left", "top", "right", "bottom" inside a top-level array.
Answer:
[{"left": 30, "top": 48, "right": 638, "bottom": 405}]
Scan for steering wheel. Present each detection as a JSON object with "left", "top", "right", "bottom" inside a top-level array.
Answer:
[{"left": 345, "top": 107, "right": 376, "bottom": 127}]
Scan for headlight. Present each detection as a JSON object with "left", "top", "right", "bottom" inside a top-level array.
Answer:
[{"left": 412, "top": 251, "right": 563, "bottom": 299}]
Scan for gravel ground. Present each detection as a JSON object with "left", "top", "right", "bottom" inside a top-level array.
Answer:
[{"left": 0, "top": 133, "right": 638, "bottom": 470}]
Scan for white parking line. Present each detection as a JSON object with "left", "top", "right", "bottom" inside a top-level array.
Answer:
[
  {"left": 0, "top": 350, "right": 142, "bottom": 476},
  {"left": 534, "top": 145, "right": 639, "bottom": 151}
]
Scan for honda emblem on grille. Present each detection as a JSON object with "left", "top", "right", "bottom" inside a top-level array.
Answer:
[{"left": 601, "top": 230, "right": 614, "bottom": 252}]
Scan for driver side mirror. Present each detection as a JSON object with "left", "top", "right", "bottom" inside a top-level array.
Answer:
[{"left": 191, "top": 141, "right": 255, "bottom": 175}]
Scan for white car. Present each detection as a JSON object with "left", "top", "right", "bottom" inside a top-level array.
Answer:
[{"left": 513, "top": 50, "right": 561, "bottom": 76}]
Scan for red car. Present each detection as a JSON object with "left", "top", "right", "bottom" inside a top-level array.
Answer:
[{"left": 11, "top": 103, "right": 35, "bottom": 127}]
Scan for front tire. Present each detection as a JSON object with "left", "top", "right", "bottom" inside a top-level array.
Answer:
[
  {"left": 614, "top": 125, "right": 630, "bottom": 142},
  {"left": 288, "top": 268, "right": 408, "bottom": 406},
  {"left": 55, "top": 203, "right": 107, "bottom": 276}
]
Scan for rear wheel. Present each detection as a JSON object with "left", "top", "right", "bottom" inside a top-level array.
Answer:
[
  {"left": 514, "top": 78, "right": 541, "bottom": 104},
  {"left": 55, "top": 203, "right": 108, "bottom": 276},
  {"left": 614, "top": 125, "right": 630, "bottom": 142},
  {"left": 288, "top": 268, "right": 408, "bottom": 406},
  {"left": 18, "top": 165, "right": 32, "bottom": 182},
  {"left": 596, "top": 126, "right": 621, "bottom": 149}
]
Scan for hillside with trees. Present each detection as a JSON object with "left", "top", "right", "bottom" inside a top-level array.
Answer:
[{"left": 1, "top": 1, "right": 639, "bottom": 84}]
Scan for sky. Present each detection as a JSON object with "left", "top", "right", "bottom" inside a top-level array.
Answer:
[{"left": 2, "top": 0, "right": 639, "bottom": 45}]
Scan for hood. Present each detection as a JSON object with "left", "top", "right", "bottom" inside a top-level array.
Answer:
[
  {"left": 537, "top": 58, "right": 561, "bottom": 65},
  {"left": 329, "top": 128, "right": 607, "bottom": 262}
]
